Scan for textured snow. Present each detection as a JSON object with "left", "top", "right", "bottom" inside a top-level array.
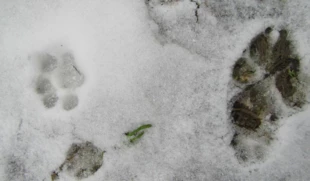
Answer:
[{"left": 0, "top": 0, "right": 310, "bottom": 181}]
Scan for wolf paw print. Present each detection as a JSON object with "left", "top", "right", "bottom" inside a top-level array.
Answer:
[
  {"left": 33, "top": 49, "right": 85, "bottom": 111},
  {"left": 229, "top": 27, "right": 306, "bottom": 164}
]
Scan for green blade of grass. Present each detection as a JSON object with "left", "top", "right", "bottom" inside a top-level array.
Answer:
[
  {"left": 129, "top": 131, "right": 145, "bottom": 143},
  {"left": 125, "top": 124, "right": 152, "bottom": 137},
  {"left": 288, "top": 68, "right": 296, "bottom": 78}
]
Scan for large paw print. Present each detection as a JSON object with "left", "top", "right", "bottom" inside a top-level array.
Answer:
[
  {"left": 229, "top": 27, "right": 306, "bottom": 164},
  {"left": 34, "top": 50, "right": 84, "bottom": 110}
]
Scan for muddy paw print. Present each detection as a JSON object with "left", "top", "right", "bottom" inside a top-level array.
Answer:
[
  {"left": 229, "top": 27, "right": 306, "bottom": 164},
  {"left": 34, "top": 50, "right": 84, "bottom": 111},
  {"left": 51, "top": 142, "right": 105, "bottom": 180}
]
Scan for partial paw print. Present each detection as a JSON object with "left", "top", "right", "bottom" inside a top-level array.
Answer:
[
  {"left": 51, "top": 142, "right": 105, "bottom": 180},
  {"left": 229, "top": 27, "right": 306, "bottom": 164},
  {"left": 34, "top": 50, "right": 84, "bottom": 111}
]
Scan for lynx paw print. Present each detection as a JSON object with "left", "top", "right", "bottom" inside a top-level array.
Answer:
[
  {"left": 34, "top": 50, "right": 84, "bottom": 111},
  {"left": 229, "top": 27, "right": 306, "bottom": 164}
]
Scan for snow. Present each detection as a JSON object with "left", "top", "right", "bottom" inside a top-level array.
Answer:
[{"left": 0, "top": 0, "right": 310, "bottom": 181}]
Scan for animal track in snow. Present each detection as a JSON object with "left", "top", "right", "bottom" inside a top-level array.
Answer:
[
  {"left": 229, "top": 27, "right": 306, "bottom": 164},
  {"left": 33, "top": 48, "right": 85, "bottom": 111},
  {"left": 51, "top": 142, "right": 104, "bottom": 180}
]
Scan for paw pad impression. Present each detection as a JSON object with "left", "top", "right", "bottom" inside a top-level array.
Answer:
[{"left": 34, "top": 50, "right": 84, "bottom": 111}]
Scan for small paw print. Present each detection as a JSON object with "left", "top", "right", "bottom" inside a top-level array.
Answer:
[{"left": 33, "top": 48, "right": 85, "bottom": 111}]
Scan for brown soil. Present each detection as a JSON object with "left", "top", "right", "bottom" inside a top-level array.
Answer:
[
  {"left": 231, "top": 83, "right": 271, "bottom": 130},
  {"left": 232, "top": 58, "right": 255, "bottom": 83},
  {"left": 232, "top": 101, "right": 261, "bottom": 130},
  {"left": 250, "top": 32, "right": 271, "bottom": 66},
  {"left": 268, "top": 30, "right": 295, "bottom": 74}
]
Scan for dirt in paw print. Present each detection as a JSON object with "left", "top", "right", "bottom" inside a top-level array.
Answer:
[
  {"left": 32, "top": 47, "right": 85, "bottom": 111},
  {"left": 229, "top": 27, "right": 306, "bottom": 164},
  {"left": 51, "top": 142, "right": 105, "bottom": 180}
]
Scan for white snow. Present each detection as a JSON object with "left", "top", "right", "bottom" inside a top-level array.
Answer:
[{"left": 0, "top": 0, "right": 310, "bottom": 181}]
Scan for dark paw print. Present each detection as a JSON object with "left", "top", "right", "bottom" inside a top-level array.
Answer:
[
  {"left": 34, "top": 49, "right": 84, "bottom": 111},
  {"left": 229, "top": 27, "right": 306, "bottom": 163}
]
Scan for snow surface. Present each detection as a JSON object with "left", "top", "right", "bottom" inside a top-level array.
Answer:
[{"left": 0, "top": 0, "right": 310, "bottom": 180}]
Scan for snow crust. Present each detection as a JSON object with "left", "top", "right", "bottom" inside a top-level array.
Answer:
[{"left": 0, "top": 0, "right": 310, "bottom": 180}]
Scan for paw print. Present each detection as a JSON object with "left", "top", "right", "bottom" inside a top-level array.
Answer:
[
  {"left": 51, "top": 142, "right": 104, "bottom": 180},
  {"left": 229, "top": 27, "right": 306, "bottom": 163},
  {"left": 33, "top": 49, "right": 85, "bottom": 111}
]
